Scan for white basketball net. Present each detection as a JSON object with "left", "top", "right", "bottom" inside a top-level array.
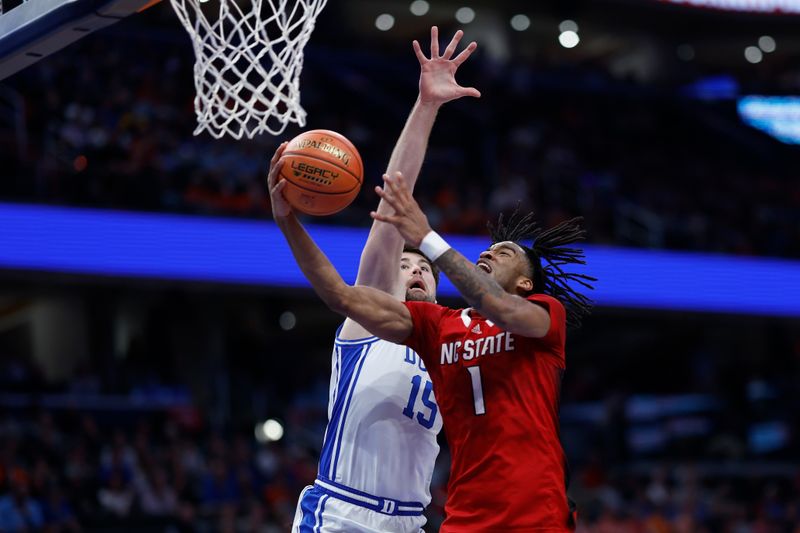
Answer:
[{"left": 169, "top": 0, "right": 327, "bottom": 139}]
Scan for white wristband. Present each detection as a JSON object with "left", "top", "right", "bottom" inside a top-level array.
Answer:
[{"left": 419, "top": 231, "right": 451, "bottom": 262}]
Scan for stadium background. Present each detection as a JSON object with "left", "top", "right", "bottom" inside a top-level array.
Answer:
[{"left": 1, "top": 0, "right": 799, "bottom": 531}]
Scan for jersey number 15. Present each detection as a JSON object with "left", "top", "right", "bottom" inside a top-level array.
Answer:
[
  {"left": 402, "top": 375, "right": 438, "bottom": 429},
  {"left": 403, "top": 367, "right": 486, "bottom": 425}
]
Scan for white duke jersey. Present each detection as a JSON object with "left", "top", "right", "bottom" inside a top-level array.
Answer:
[{"left": 317, "top": 328, "right": 442, "bottom": 505}]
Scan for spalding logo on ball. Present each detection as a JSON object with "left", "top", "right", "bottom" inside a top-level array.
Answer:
[{"left": 278, "top": 129, "right": 363, "bottom": 216}]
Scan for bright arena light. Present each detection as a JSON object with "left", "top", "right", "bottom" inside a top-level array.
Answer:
[
  {"left": 375, "top": 13, "right": 395, "bottom": 31},
  {"left": 279, "top": 311, "right": 296, "bottom": 331},
  {"left": 677, "top": 44, "right": 695, "bottom": 61},
  {"left": 738, "top": 95, "right": 800, "bottom": 145},
  {"left": 558, "top": 30, "right": 580, "bottom": 49},
  {"left": 657, "top": 0, "right": 800, "bottom": 13},
  {"left": 758, "top": 35, "right": 776, "bottom": 53},
  {"left": 409, "top": 0, "right": 429, "bottom": 16},
  {"left": 744, "top": 45, "right": 763, "bottom": 64},
  {"left": 455, "top": 6, "right": 475, "bottom": 24},
  {"left": 255, "top": 419, "right": 284, "bottom": 443},
  {"left": 510, "top": 14, "right": 531, "bottom": 31},
  {"left": 559, "top": 19, "right": 579, "bottom": 33}
]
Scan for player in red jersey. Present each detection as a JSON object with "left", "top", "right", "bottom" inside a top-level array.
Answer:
[{"left": 268, "top": 164, "right": 594, "bottom": 530}]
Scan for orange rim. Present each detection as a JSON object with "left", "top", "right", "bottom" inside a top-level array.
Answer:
[{"left": 138, "top": 0, "right": 162, "bottom": 12}]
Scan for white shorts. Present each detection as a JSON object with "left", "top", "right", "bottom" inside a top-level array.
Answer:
[{"left": 291, "top": 484, "right": 427, "bottom": 533}]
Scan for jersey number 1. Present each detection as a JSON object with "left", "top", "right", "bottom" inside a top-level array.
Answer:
[{"left": 467, "top": 366, "right": 486, "bottom": 415}]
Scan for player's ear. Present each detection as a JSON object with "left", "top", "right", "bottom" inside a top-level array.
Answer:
[{"left": 516, "top": 276, "right": 533, "bottom": 295}]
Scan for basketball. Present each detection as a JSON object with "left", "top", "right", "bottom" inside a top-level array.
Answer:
[{"left": 278, "top": 129, "right": 364, "bottom": 216}]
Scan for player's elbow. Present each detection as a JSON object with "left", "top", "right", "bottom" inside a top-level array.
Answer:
[
  {"left": 480, "top": 297, "right": 546, "bottom": 335},
  {"left": 336, "top": 289, "right": 388, "bottom": 331},
  {"left": 505, "top": 302, "right": 551, "bottom": 338}
]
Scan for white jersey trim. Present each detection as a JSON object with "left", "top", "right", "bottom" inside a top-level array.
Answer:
[{"left": 327, "top": 343, "right": 370, "bottom": 479}]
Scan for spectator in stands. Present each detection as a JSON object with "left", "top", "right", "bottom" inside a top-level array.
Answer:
[{"left": 0, "top": 468, "right": 45, "bottom": 532}]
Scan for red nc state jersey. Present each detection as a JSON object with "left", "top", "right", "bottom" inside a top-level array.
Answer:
[{"left": 403, "top": 294, "right": 574, "bottom": 532}]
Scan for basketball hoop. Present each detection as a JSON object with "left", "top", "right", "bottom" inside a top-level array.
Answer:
[{"left": 169, "top": 0, "right": 328, "bottom": 139}]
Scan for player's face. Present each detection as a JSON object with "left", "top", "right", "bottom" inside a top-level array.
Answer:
[
  {"left": 476, "top": 241, "right": 534, "bottom": 295},
  {"left": 400, "top": 252, "right": 437, "bottom": 303}
]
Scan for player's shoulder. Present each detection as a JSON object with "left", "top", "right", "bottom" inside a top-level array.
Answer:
[
  {"left": 526, "top": 293, "right": 566, "bottom": 312},
  {"left": 525, "top": 294, "right": 567, "bottom": 334}
]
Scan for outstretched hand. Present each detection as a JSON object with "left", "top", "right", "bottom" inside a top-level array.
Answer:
[
  {"left": 267, "top": 142, "right": 292, "bottom": 219},
  {"left": 370, "top": 172, "right": 433, "bottom": 247},
  {"left": 416, "top": 26, "right": 480, "bottom": 105}
]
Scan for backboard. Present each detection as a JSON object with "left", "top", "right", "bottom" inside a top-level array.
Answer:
[{"left": 0, "top": 0, "right": 160, "bottom": 81}]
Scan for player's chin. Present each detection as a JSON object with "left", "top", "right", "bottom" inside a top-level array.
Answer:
[{"left": 406, "top": 289, "right": 434, "bottom": 303}]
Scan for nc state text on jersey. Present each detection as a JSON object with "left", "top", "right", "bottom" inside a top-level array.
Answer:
[{"left": 440, "top": 332, "right": 516, "bottom": 365}]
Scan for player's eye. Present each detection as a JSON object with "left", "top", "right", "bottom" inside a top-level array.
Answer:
[
  {"left": 401, "top": 264, "right": 409, "bottom": 269},
  {"left": 421, "top": 266, "right": 430, "bottom": 272}
]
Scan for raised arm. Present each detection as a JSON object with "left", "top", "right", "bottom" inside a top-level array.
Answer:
[
  {"left": 356, "top": 27, "right": 479, "bottom": 291},
  {"left": 341, "top": 26, "right": 479, "bottom": 339},
  {"left": 267, "top": 147, "right": 414, "bottom": 344},
  {"left": 371, "top": 174, "right": 552, "bottom": 338}
]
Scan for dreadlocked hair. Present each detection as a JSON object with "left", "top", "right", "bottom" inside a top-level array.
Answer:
[{"left": 487, "top": 208, "right": 596, "bottom": 328}]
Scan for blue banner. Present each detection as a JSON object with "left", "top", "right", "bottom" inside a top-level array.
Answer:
[{"left": 1, "top": 202, "right": 799, "bottom": 317}]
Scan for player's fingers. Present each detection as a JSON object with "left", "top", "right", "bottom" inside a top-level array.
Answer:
[
  {"left": 270, "top": 178, "right": 286, "bottom": 196},
  {"left": 267, "top": 159, "right": 284, "bottom": 187},
  {"left": 376, "top": 183, "right": 405, "bottom": 212},
  {"left": 441, "top": 30, "right": 463, "bottom": 60},
  {"left": 270, "top": 142, "right": 287, "bottom": 164},
  {"left": 391, "top": 171, "right": 409, "bottom": 195},
  {"left": 459, "top": 86, "right": 481, "bottom": 98},
  {"left": 383, "top": 174, "right": 404, "bottom": 198},
  {"left": 376, "top": 181, "right": 399, "bottom": 201},
  {"left": 412, "top": 40, "right": 427, "bottom": 63},
  {"left": 374, "top": 184, "right": 393, "bottom": 202},
  {"left": 395, "top": 172, "right": 415, "bottom": 201},
  {"left": 452, "top": 42, "right": 477, "bottom": 66},
  {"left": 269, "top": 150, "right": 280, "bottom": 166},
  {"left": 430, "top": 26, "right": 440, "bottom": 57},
  {"left": 370, "top": 211, "right": 400, "bottom": 225}
]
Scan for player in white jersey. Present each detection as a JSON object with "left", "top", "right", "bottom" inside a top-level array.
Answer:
[{"left": 290, "top": 27, "right": 480, "bottom": 533}]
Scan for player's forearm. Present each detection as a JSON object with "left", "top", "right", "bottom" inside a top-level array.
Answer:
[
  {"left": 275, "top": 215, "right": 413, "bottom": 342},
  {"left": 356, "top": 99, "right": 440, "bottom": 288},
  {"left": 435, "top": 249, "right": 516, "bottom": 328},
  {"left": 275, "top": 214, "right": 353, "bottom": 312},
  {"left": 382, "top": 98, "right": 439, "bottom": 200}
]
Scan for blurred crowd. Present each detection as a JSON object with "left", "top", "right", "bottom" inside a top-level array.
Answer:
[
  {"left": 0, "top": 7, "right": 798, "bottom": 258},
  {"left": 0, "top": 408, "right": 314, "bottom": 533},
  {"left": 1, "top": 402, "right": 799, "bottom": 533},
  {"left": 573, "top": 461, "right": 800, "bottom": 533}
]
